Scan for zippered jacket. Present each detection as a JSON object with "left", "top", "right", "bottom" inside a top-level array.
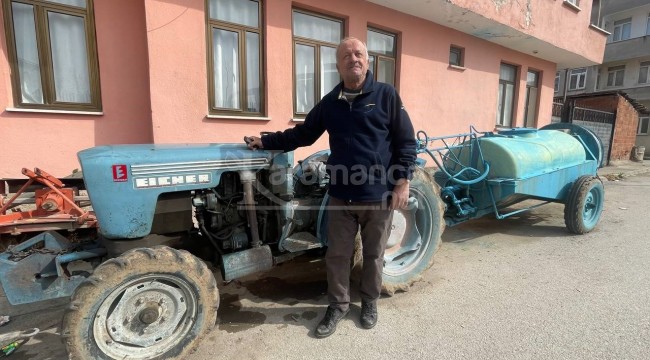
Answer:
[{"left": 262, "top": 71, "right": 417, "bottom": 202}]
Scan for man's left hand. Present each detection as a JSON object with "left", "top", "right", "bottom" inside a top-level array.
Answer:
[{"left": 390, "top": 179, "right": 410, "bottom": 210}]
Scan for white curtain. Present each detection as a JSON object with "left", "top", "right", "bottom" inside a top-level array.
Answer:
[
  {"left": 320, "top": 46, "right": 338, "bottom": 98},
  {"left": 12, "top": 2, "right": 43, "bottom": 104},
  {"left": 213, "top": 28, "right": 239, "bottom": 109},
  {"left": 367, "top": 30, "right": 394, "bottom": 56},
  {"left": 293, "top": 12, "right": 340, "bottom": 43},
  {"left": 295, "top": 44, "right": 314, "bottom": 113},
  {"left": 48, "top": 11, "right": 91, "bottom": 103},
  {"left": 245, "top": 32, "right": 260, "bottom": 112},
  {"left": 377, "top": 58, "right": 394, "bottom": 86},
  {"left": 47, "top": 0, "right": 86, "bottom": 7},
  {"left": 209, "top": 0, "right": 258, "bottom": 27}
]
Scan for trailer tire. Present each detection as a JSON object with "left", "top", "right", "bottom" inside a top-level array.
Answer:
[
  {"left": 61, "top": 246, "right": 219, "bottom": 360},
  {"left": 381, "top": 168, "right": 446, "bottom": 295},
  {"left": 564, "top": 175, "right": 604, "bottom": 234}
]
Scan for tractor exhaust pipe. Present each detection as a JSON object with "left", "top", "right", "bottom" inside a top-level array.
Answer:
[{"left": 239, "top": 170, "right": 261, "bottom": 248}]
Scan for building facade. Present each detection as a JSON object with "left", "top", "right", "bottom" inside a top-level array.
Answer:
[
  {"left": 555, "top": 0, "right": 650, "bottom": 156},
  {"left": 1, "top": 0, "right": 606, "bottom": 178}
]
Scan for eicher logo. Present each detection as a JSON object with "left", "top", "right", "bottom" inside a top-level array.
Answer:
[
  {"left": 112, "top": 165, "right": 128, "bottom": 182},
  {"left": 134, "top": 173, "right": 211, "bottom": 188}
]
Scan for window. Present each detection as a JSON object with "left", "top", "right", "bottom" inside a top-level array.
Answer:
[
  {"left": 565, "top": 0, "right": 578, "bottom": 5},
  {"left": 207, "top": 0, "right": 263, "bottom": 115},
  {"left": 647, "top": 14, "right": 650, "bottom": 35},
  {"left": 638, "top": 117, "right": 649, "bottom": 135},
  {"left": 2, "top": 0, "right": 101, "bottom": 111},
  {"left": 568, "top": 68, "right": 586, "bottom": 90},
  {"left": 496, "top": 63, "right": 517, "bottom": 127},
  {"left": 449, "top": 45, "right": 464, "bottom": 67},
  {"left": 639, "top": 62, "right": 650, "bottom": 84},
  {"left": 524, "top": 70, "right": 540, "bottom": 128},
  {"left": 554, "top": 72, "right": 560, "bottom": 93},
  {"left": 612, "top": 18, "right": 632, "bottom": 42},
  {"left": 606, "top": 65, "right": 625, "bottom": 87},
  {"left": 292, "top": 10, "right": 342, "bottom": 116},
  {"left": 367, "top": 28, "right": 396, "bottom": 86}
]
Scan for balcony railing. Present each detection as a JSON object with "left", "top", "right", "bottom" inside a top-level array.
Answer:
[{"left": 604, "top": 36, "right": 650, "bottom": 63}]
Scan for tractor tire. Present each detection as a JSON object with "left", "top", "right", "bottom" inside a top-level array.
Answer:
[
  {"left": 564, "top": 175, "right": 604, "bottom": 234},
  {"left": 61, "top": 246, "right": 219, "bottom": 360},
  {"left": 381, "top": 168, "right": 446, "bottom": 295}
]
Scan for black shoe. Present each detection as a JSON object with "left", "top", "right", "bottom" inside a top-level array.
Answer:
[
  {"left": 315, "top": 306, "right": 349, "bottom": 338},
  {"left": 360, "top": 301, "right": 378, "bottom": 329}
]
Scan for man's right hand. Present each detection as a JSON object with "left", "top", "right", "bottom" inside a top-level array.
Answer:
[{"left": 244, "top": 136, "right": 263, "bottom": 150}]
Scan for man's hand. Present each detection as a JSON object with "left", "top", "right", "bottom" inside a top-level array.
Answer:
[
  {"left": 390, "top": 179, "right": 410, "bottom": 210},
  {"left": 244, "top": 136, "right": 264, "bottom": 150}
]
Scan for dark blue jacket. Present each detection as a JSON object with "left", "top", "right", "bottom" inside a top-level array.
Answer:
[{"left": 262, "top": 71, "right": 416, "bottom": 202}]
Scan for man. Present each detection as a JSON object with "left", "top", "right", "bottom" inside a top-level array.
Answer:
[{"left": 245, "top": 37, "right": 416, "bottom": 338}]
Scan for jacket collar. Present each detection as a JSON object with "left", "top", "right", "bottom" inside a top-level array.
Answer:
[{"left": 334, "top": 70, "right": 375, "bottom": 99}]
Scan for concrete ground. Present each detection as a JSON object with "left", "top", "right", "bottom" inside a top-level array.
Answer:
[{"left": 1, "top": 161, "right": 649, "bottom": 360}]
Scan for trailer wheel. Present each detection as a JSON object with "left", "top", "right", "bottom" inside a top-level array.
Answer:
[
  {"left": 62, "top": 246, "right": 218, "bottom": 360},
  {"left": 381, "top": 168, "right": 446, "bottom": 295},
  {"left": 564, "top": 175, "right": 604, "bottom": 234}
]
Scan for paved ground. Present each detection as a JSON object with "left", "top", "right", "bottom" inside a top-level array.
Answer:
[{"left": 1, "top": 162, "right": 649, "bottom": 360}]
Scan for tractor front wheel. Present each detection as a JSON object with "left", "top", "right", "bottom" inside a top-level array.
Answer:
[{"left": 62, "top": 246, "right": 219, "bottom": 360}]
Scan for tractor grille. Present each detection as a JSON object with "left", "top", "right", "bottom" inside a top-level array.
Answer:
[{"left": 131, "top": 158, "right": 269, "bottom": 175}]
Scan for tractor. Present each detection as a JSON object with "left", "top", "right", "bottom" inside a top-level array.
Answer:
[{"left": 0, "top": 123, "right": 604, "bottom": 359}]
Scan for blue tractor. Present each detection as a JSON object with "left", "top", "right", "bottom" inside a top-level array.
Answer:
[{"left": 0, "top": 124, "right": 603, "bottom": 360}]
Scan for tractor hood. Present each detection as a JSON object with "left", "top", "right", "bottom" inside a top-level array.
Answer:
[{"left": 77, "top": 143, "right": 281, "bottom": 239}]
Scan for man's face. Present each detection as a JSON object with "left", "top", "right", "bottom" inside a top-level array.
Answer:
[{"left": 336, "top": 39, "right": 369, "bottom": 84}]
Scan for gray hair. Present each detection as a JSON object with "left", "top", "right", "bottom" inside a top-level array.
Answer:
[{"left": 336, "top": 37, "right": 369, "bottom": 61}]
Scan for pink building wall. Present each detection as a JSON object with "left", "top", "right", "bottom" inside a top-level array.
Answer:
[
  {"left": 144, "top": 0, "right": 556, "bottom": 161},
  {"left": 455, "top": 0, "right": 605, "bottom": 64},
  {"left": 0, "top": 0, "right": 153, "bottom": 178},
  {"left": 1, "top": 0, "right": 603, "bottom": 178}
]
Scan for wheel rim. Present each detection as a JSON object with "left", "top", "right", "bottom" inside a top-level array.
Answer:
[
  {"left": 94, "top": 274, "right": 198, "bottom": 359},
  {"left": 383, "top": 187, "right": 434, "bottom": 276},
  {"left": 582, "top": 184, "right": 603, "bottom": 228}
]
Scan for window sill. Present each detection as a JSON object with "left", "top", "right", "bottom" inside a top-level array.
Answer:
[
  {"left": 206, "top": 114, "right": 271, "bottom": 121},
  {"left": 5, "top": 107, "right": 103, "bottom": 116},
  {"left": 291, "top": 118, "right": 305, "bottom": 123},
  {"left": 562, "top": 1, "right": 581, "bottom": 12},
  {"left": 448, "top": 64, "right": 466, "bottom": 71},
  {"left": 589, "top": 24, "right": 610, "bottom": 36}
]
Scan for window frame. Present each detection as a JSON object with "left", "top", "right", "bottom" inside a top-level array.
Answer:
[
  {"left": 638, "top": 116, "right": 649, "bottom": 136},
  {"left": 496, "top": 63, "right": 518, "bottom": 127},
  {"left": 291, "top": 9, "right": 342, "bottom": 117},
  {"left": 206, "top": 0, "right": 264, "bottom": 116},
  {"left": 606, "top": 65, "right": 625, "bottom": 87},
  {"left": 638, "top": 61, "right": 650, "bottom": 84},
  {"left": 2, "top": 0, "right": 102, "bottom": 111},
  {"left": 449, "top": 45, "right": 464, "bottom": 68},
  {"left": 523, "top": 69, "right": 540, "bottom": 128},
  {"left": 367, "top": 27, "right": 397, "bottom": 86},
  {"left": 554, "top": 71, "right": 560, "bottom": 93},
  {"left": 568, "top": 68, "right": 587, "bottom": 90},
  {"left": 612, "top": 18, "right": 632, "bottom": 42}
]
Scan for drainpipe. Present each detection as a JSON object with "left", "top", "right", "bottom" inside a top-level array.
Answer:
[{"left": 563, "top": 68, "right": 569, "bottom": 104}]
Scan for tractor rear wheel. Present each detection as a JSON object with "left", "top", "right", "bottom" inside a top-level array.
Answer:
[
  {"left": 564, "top": 175, "right": 604, "bottom": 234},
  {"left": 62, "top": 246, "right": 218, "bottom": 360},
  {"left": 381, "top": 168, "right": 446, "bottom": 295}
]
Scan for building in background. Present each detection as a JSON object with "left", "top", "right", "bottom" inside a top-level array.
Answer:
[
  {"left": 555, "top": 0, "right": 650, "bottom": 158},
  {"left": 1, "top": 0, "right": 606, "bottom": 178}
]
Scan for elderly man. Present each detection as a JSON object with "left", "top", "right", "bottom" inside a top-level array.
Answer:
[{"left": 245, "top": 37, "right": 416, "bottom": 338}]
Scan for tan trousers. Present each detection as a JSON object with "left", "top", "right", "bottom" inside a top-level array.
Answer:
[{"left": 326, "top": 196, "right": 394, "bottom": 311}]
